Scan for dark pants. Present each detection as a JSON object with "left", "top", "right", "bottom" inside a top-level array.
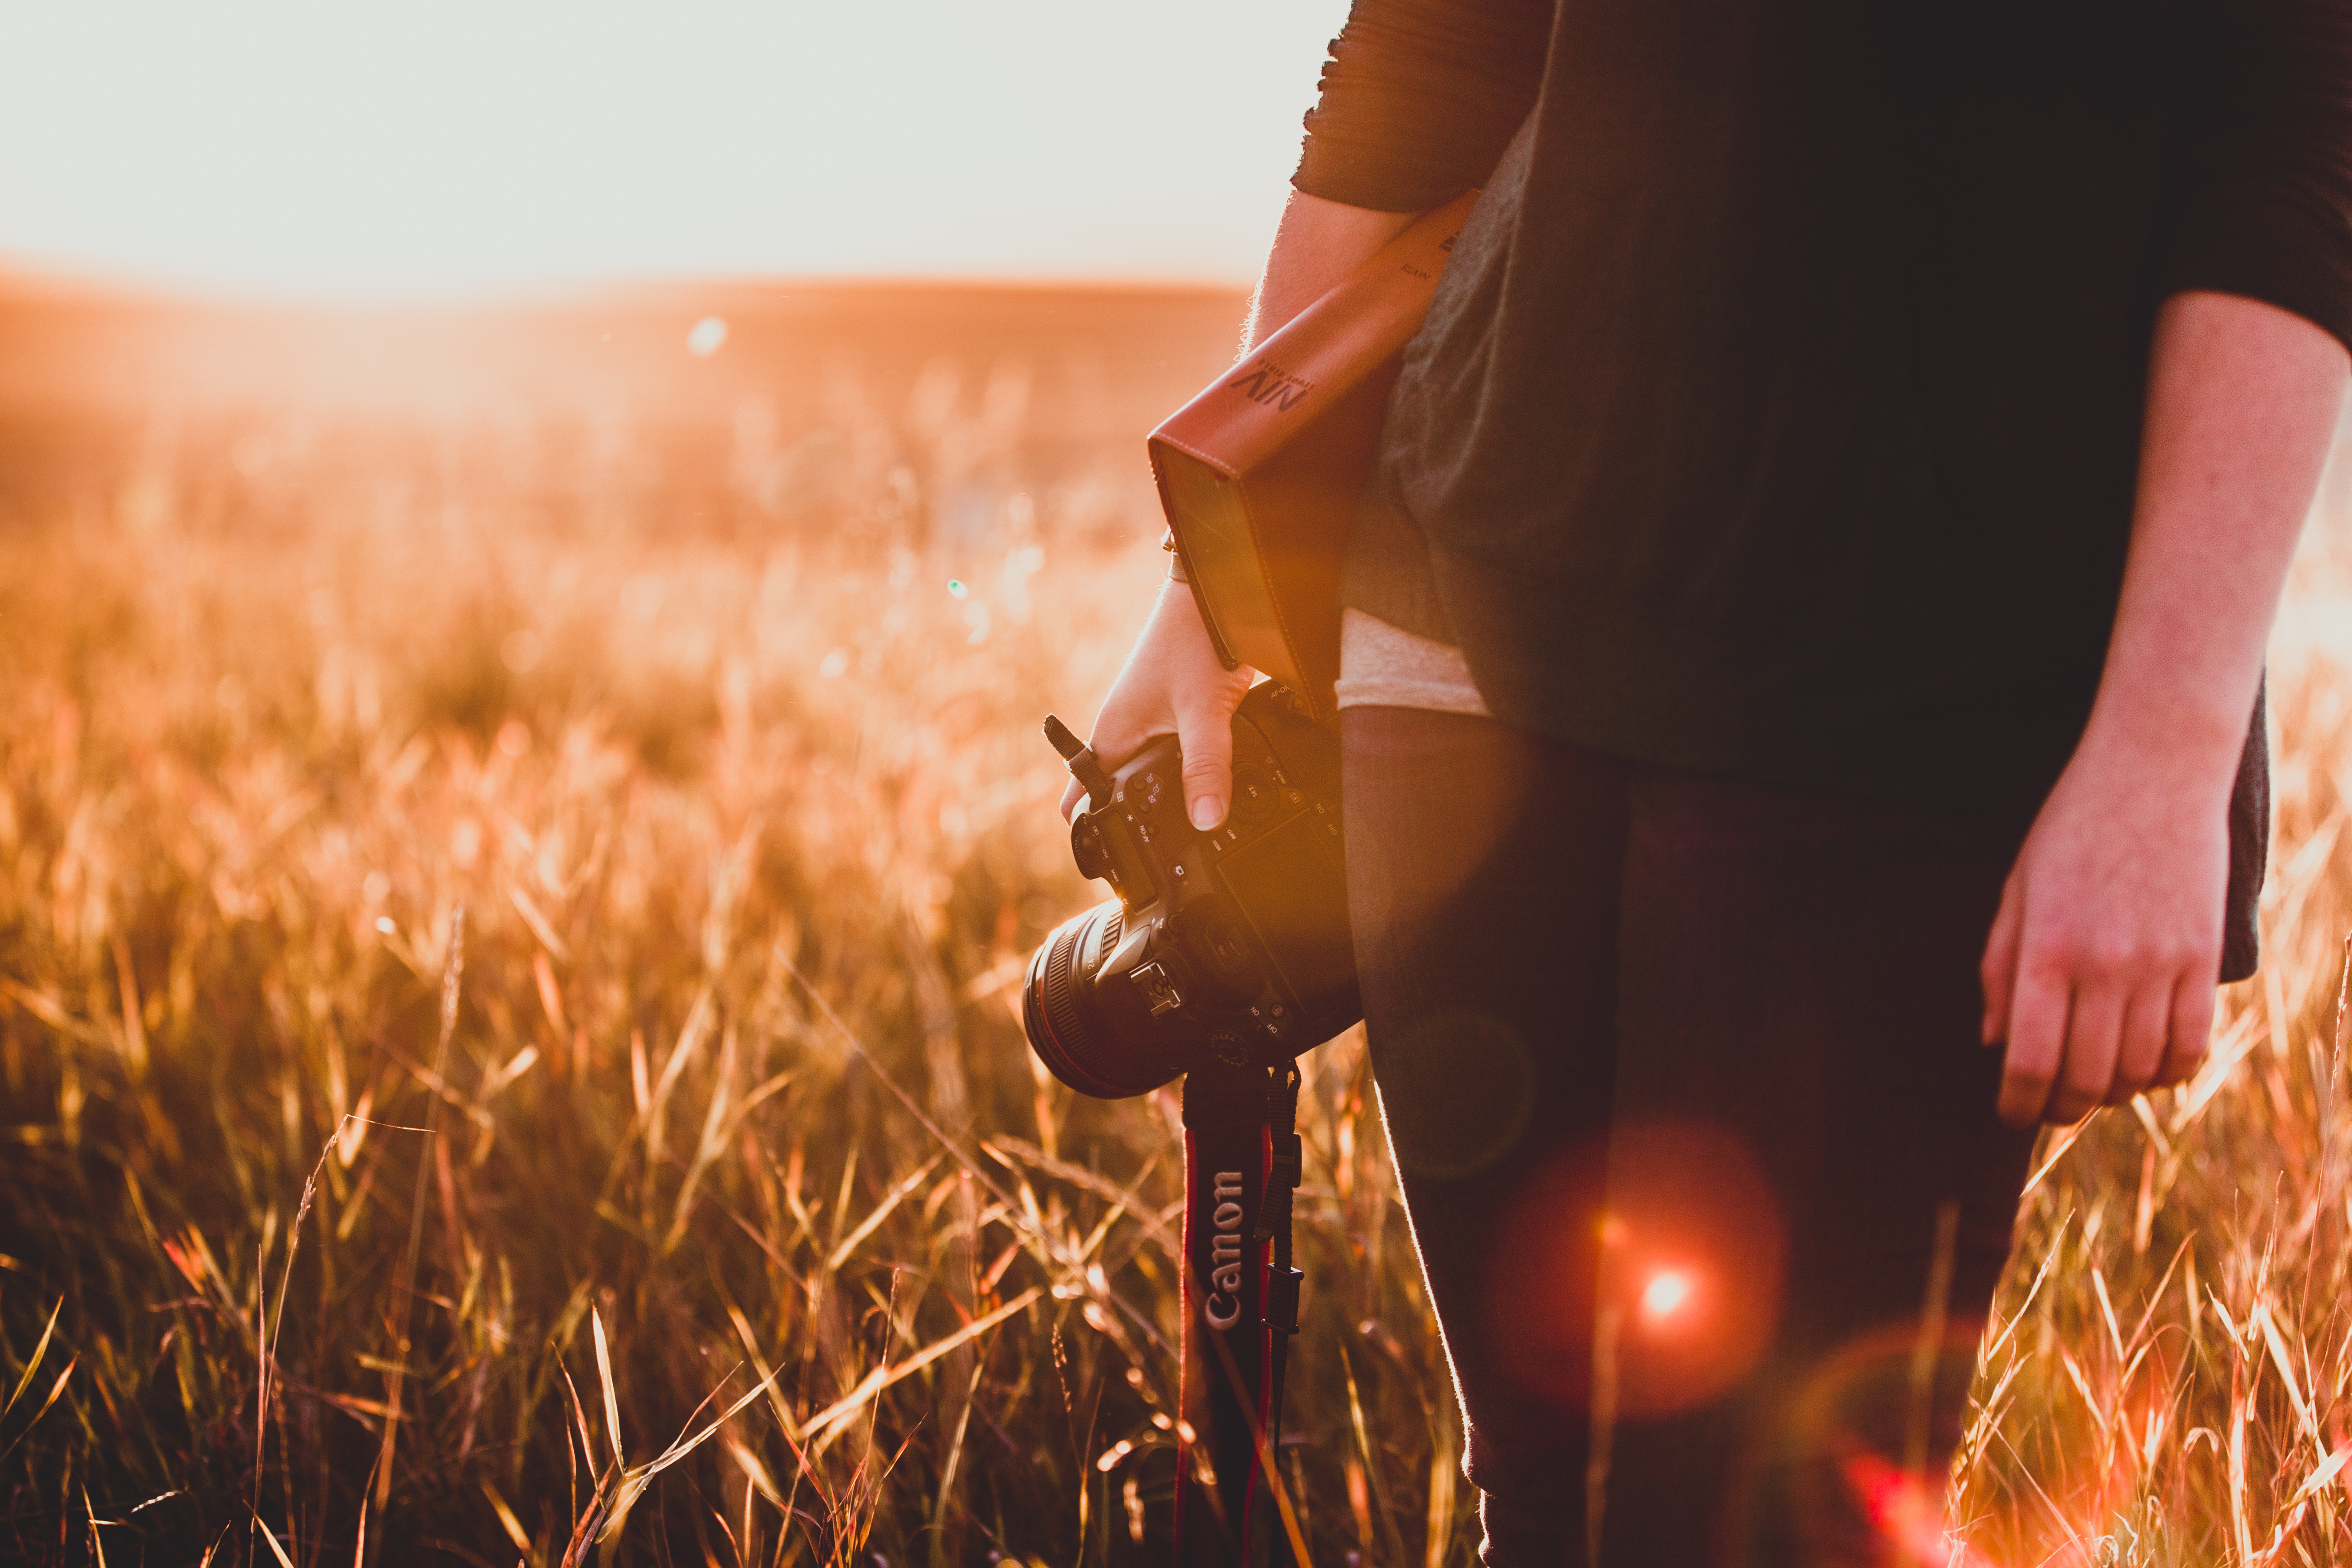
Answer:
[{"left": 1341, "top": 707, "right": 2041, "bottom": 1567}]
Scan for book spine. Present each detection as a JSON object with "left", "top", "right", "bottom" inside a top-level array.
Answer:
[{"left": 1149, "top": 188, "right": 1479, "bottom": 474}]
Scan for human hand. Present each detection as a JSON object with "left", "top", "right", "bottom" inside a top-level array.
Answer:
[
  {"left": 1978, "top": 292, "right": 2346, "bottom": 1127},
  {"left": 1979, "top": 732, "right": 2233, "bottom": 1127},
  {"left": 1058, "top": 579, "right": 1254, "bottom": 828}
]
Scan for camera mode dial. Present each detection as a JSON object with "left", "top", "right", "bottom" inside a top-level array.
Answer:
[
  {"left": 1070, "top": 818, "right": 1109, "bottom": 881},
  {"left": 1230, "top": 764, "right": 1279, "bottom": 826}
]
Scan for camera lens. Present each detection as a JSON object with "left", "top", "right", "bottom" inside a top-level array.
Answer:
[{"left": 1022, "top": 901, "right": 1188, "bottom": 1098}]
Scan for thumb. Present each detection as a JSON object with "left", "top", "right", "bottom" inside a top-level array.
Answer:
[{"left": 1175, "top": 697, "right": 1236, "bottom": 831}]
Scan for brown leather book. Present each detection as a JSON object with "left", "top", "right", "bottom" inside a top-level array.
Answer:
[{"left": 1148, "top": 189, "right": 1480, "bottom": 723}]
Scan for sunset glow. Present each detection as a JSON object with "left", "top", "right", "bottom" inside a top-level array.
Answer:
[{"left": 0, "top": 0, "right": 1349, "bottom": 299}]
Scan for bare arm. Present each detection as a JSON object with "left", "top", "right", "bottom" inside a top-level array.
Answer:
[
  {"left": 1983, "top": 289, "right": 2351, "bottom": 1125},
  {"left": 1243, "top": 191, "right": 1424, "bottom": 355},
  {"left": 1060, "top": 190, "right": 1428, "bottom": 827}
]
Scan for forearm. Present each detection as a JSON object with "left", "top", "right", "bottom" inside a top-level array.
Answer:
[
  {"left": 2077, "top": 290, "right": 2348, "bottom": 790},
  {"left": 1242, "top": 189, "right": 1424, "bottom": 351},
  {"left": 1983, "top": 289, "right": 2349, "bottom": 1123},
  {"left": 1093, "top": 189, "right": 1424, "bottom": 824},
  {"left": 1089, "top": 6, "right": 1510, "bottom": 823}
]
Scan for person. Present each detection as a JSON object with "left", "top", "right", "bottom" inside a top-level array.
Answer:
[{"left": 1067, "top": 3, "right": 2352, "bottom": 1561}]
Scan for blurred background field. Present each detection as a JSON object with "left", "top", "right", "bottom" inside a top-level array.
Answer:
[{"left": 1, "top": 271, "right": 2351, "bottom": 1568}]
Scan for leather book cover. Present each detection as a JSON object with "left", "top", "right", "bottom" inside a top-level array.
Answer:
[{"left": 1148, "top": 189, "right": 1480, "bottom": 723}]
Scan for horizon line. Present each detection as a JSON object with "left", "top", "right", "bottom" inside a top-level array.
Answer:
[{"left": 0, "top": 252, "right": 1260, "bottom": 312}]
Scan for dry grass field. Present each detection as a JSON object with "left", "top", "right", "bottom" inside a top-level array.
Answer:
[{"left": 0, "top": 275, "right": 2350, "bottom": 1567}]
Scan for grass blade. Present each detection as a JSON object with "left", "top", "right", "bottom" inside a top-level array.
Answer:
[
  {"left": 0, "top": 1355, "right": 76, "bottom": 1468},
  {"left": 2, "top": 1298, "right": 62, "bottom": 1422},
  {"left": 824, "top": 1155, "right": 942, "bottom": 1275},
  {"left": 593, "top": 1308, "right": 625, "bottom": 1469},
  {"left": 802, "top": 1286, "right": 1043, "bottom": 1447}
]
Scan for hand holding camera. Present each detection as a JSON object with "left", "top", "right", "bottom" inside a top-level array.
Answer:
[
  {"left": 1025, "top": 681, "right": 1361, "bottom": 1100},
  {"left": 1056, "top": 578, "right": 1254, "bottom": 833},
  {"left": 1027, "top": 677, "right": 1360, "bottom": 1566}
]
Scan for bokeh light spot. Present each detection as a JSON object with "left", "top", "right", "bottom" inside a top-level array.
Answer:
[
  {"left": 1487, "top": 1120, "right": 1786, "bottom": 1416},
  {"left": 686, "top": 316, "right": 729, "bottom": 357}
]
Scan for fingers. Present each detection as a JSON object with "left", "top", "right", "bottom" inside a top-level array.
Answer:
[
  {"left": 1175, "top": 695, "right": 1235, "bottom": 829},
  {"left": 1987, "top": 846, "right": 2220, "bottom": 1124},
  {"left": 1050, "top": 577, "right": 1253, "bottom": 829},
  {"left": 1999, "top": 950, "right": 2212, "bottom": 1124},
  {"left": 2103, "top": 984, "right": 2172, "bottom": 1107},
  {"left": 1062, "top": 687, "right": 1164, "bottom": 823},
  {"left": 2044, "top": 979, "right": 2124, "bottom": 1123},
  {"left": 1980, "top": 872, "right": 2025, "bottom": 1047},
  {"left": 1998, "top": 959, "right": 2072, "bottom": 1127},
  {"left": 1060, "top": 712, "right": 1142, "bottom": 821},
  {"left": 2151, "top": 969, "right": 2215, "bottom": 1091},
  {"left": 1983, "top": 749, "right": 2232, "bottom": 1124}
]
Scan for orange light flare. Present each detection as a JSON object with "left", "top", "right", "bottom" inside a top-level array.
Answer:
[
  {"left": 1488, "top": 1122, "right": 1787, "bottom": 1417},
  {"left": 1638, "top": 1266, "right": 1694, "bottom": 1326},
  {"left": 1841, "top": 1449, "right": 2012, "bottom": 1568}
]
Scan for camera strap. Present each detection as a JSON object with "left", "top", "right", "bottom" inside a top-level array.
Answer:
[{"left": 1174, "top": 1061, "right": 1306, "bottom": 1568}]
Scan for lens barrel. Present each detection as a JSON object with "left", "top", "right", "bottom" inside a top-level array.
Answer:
[{"left": 1022, "top": 901, "right": 1184, "bottom": 1099}]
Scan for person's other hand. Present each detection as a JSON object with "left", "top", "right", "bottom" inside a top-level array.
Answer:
[
  {"left": 1978, "top": 294, "right": 2347, "bottom": 1128},
  {"left": 1979, "top": 733, "right": 2232, "bottom": 1127},
  {"left": 1058, "top": 580, "right": 1255, "bottom": 828}
]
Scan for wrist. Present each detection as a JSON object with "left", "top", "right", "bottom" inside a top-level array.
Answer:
[
  {"left": 2069, "top": 698, "right": 2251, "bottom": 805},
  {"left": 1159, "top": 528, "right": 1190, "bottom": 586}
]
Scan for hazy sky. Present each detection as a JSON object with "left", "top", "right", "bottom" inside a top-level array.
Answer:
[{"left": 0, "top": 0, "right": 1353, "bottom": 298}]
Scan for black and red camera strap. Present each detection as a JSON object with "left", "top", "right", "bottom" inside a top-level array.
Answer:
[{"left": 1174, "top": 1061, "right": 1306, "bottom": 1568}]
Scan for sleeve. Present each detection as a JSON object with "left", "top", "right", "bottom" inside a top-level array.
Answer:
[
  {"left": 2158, "top": 0, "right": 2352, "bottom": 356},
  {"left": 1290, "top": 0, "right": 1557, "bottom": 213}
]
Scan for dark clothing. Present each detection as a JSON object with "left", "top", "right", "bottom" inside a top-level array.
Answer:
[
  {"left": 1297, "top": 0, "right": 2352, "bottom": 834},
  {"left": 1299, "top": 9, "right": 2339, "bottom": 1558},
  {"left": 1343, "top": 705, "right": 2041, "bottom": 1566}
]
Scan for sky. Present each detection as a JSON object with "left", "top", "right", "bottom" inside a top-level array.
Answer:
[{"left": 0, "top": 0, "right": 1353, "bottom": 299}]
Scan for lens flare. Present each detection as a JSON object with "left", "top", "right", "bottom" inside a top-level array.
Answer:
[
  {"left": 1841, "top": 1449, "right": 2011, "bottom": 1568},
  {"left": 1640, "top": 1268, "right": 1691, "bottom": 1322},
  {"left": 1486, "top": 1121, "right": 1785, "bottom": 1416}
]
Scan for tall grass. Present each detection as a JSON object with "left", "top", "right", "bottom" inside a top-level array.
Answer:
[
  {"left": 1949, "top": 528, "right": 2352, "bottom": 1568},
  {"left": 0, "top": 351, "right": 1466, "bottom": 1567},
  {"left": 0, "top": 298, "right": 2348, "bottom": 1565}
]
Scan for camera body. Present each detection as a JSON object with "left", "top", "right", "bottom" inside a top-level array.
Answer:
[{"left": 1023, "top": 684, "right": 1361, "bottom": 1099}]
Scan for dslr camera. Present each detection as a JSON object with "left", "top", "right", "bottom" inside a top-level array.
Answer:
[{"left": 1022, "top": 684, "right": 1362, "bottom": 1099}]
